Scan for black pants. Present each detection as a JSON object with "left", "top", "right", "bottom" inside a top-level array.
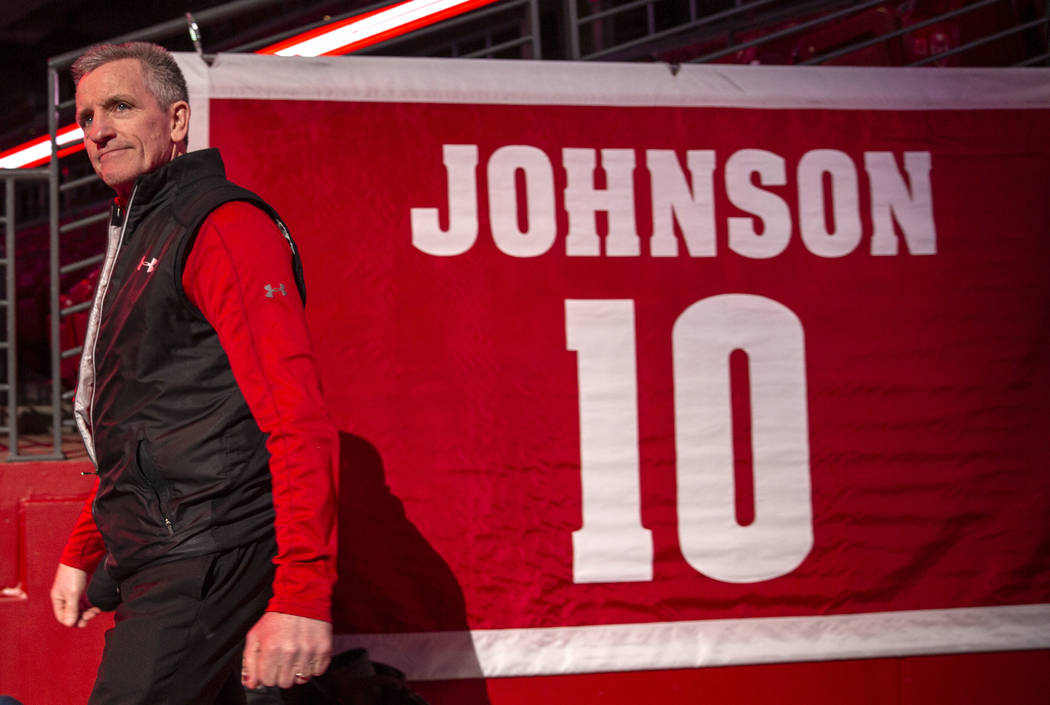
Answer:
[{"left": 88, "top": 537, "right": 276, "bottom": 705}]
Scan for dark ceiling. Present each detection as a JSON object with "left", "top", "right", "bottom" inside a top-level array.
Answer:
[{"left": 0, "top": 0, "right": 355, "bottom": 153}]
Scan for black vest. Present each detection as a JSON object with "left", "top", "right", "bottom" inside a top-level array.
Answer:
[{"left": 87, "top": 149, "right": 304, "bottom": 579}]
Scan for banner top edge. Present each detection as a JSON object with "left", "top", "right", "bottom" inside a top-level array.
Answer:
[{"left": 176, "top": 53, "right": 1050, "bottom": 112}]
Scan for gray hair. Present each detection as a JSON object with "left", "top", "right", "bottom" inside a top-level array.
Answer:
[{"left": 72, "top": 42, "right": 189, "bottom": 109}]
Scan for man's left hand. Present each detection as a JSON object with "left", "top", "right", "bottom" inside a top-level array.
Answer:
[{"left": 241, "top": 611, "right": 332, "bottom": 689}]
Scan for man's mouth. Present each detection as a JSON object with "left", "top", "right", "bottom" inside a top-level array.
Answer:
[{"left": 98, "top": 147, "right": 127, "bottom": 161}]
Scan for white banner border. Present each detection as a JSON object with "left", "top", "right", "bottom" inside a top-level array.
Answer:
[
  {"left": 335, "top": 604, "right": 1050, "bottom": 680},
  {"left": 175, "top": 53, "right": 1050, "bottom": 155},
  {"left": 179, "top": 52, "right": 1050, "bottom": 114}
]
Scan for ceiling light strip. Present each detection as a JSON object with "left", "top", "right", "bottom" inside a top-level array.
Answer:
[
  {"left": 260, "top": 0, "right": 498, "bottom": 56},
  {"left": 0, "top": 125, "right": 83, "bottom": 170}
]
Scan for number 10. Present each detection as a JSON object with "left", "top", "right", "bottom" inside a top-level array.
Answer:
[{"left": 566, "top": 294, "right": 813, "bottom": 584}]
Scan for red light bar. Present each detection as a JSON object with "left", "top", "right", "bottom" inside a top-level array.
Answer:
[{"left": 260, "top": 0, "right": 499, "bottom": 57}]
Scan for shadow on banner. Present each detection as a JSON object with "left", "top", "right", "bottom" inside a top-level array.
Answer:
[{"left": 332, "top": 432, "right": 492, "bottom": 705}]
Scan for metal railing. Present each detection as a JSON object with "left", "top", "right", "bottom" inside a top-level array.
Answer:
[
  {"left": 356, "top": 0, "right": 543, "bottom": 59},
  {"left": 564, "top": 0, "right": 1050, "bottom": 67},
  {"left": 1, "top": 167, "right": 57, "bottom": 460}
]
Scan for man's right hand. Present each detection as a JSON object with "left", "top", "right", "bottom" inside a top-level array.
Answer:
[{"left": 50, "top": 563, "right": 101, "bottom": 628}]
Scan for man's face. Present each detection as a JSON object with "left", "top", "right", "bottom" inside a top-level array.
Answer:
[{"left": 75, "top": 58, "right": 188, "bottom": 197}]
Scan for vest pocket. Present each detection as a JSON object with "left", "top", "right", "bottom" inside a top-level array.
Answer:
[{"left": 136, "top": 440, "right": 175, "bottom": 535}]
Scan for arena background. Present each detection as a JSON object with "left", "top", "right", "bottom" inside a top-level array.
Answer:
[{"left": 2, "top": 2, "right": 1050, "bottom": 704}]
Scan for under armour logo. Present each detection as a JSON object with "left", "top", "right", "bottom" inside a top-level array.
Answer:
[
  {"left": 265, "top": 283, "right": 287, "bottom": 298},
  {"left": 137, "top": 256, "right": 159, "bottom": 273}
]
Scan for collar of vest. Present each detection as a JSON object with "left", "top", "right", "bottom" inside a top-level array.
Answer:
[{"left": 124, "top": 148, "right": 228, "bottom": 231}]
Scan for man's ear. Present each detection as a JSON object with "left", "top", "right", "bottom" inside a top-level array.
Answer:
[{"left": 170, "top": 100, "right": 190, "bottom": 143}]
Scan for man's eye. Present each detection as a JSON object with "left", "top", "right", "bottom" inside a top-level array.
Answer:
[
  {"left": 116, "top": 102, "right": 130, "bottom": 111},
  {"left": 81, "top": 116, "right": 92, "bottom": 127}
]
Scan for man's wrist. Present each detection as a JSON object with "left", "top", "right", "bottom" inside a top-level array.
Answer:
[{"left": 265, "top": 598, "right": 333, "bottom": 624}]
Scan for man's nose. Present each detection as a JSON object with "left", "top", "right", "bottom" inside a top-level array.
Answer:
[{"left": 86, "top": 114, "right": 115, "bottom": 143}]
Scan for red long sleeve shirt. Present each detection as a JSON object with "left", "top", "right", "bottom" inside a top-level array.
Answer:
[{"left": 61, "top": 201, "right": 338, "bottom": 622}]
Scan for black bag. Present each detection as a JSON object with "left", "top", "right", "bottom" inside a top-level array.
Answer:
[
  {"left": 85, "top": 561, "right": 121, "bottom": 611},
  {"left": 246, "top": 649, "right": 431, "bottom": 705}
]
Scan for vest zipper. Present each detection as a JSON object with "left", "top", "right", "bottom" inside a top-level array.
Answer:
[
  {"left": 136, "top": 440, "right": 174, "bottom": 535},
  {"left": 74, "top": 185, "right": 139, "bottom": 466}
]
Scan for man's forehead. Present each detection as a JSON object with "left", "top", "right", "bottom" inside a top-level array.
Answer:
[
  {"left": 75, "top": 59, "right": 167, "bottom": 119},
  {"left": 76, "top": 58, "right": 148, "bottom": 100}
]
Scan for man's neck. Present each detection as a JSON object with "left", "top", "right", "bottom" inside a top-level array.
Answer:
[{"left": 112, "top": 145, "right": 189, "bottom": 208}]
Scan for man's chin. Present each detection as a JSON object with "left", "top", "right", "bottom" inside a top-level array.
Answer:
[{"left": 99, "top": 171, "right": 135, "bottom": 197}]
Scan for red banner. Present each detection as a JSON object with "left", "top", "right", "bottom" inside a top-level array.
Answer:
[{"left": 178, "top": 54, "right": 1050, "bottom": 678}]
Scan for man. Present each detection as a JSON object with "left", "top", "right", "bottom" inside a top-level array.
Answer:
[{"left": 48, "top": 42, "right": 339, "bottom": 704}]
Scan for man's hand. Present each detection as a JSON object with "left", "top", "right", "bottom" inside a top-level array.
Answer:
[
  {"left": 50, "top": 563, "right": 101, "bottom": 628},
  {"left": 241, "top": 612, "right": 332, "bottom": 689}
]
